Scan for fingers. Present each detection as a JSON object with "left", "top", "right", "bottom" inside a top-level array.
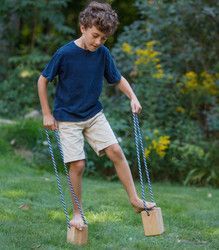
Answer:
[
  {"left": 54, "top": 120, "right": 58, "bottom": 130},
  {"left": 132, "top": 104, "right": 142, "bottom": 114},
  {"left": 131, "top": 99, "right": 142, "bottom": 114},
  {"left": 43, "top": 116, "right": 58, "bottom": 130},
  {"left": 44, "top": 123, "right": 56, "bottom": 130}
]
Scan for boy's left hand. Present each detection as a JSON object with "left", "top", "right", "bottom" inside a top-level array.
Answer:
[{"left": 131, "top": 98, "right": 142, "bottom": 114}]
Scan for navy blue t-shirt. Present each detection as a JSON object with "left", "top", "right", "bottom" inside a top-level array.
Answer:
[{"left": 41, "top": 41, "right": 121, "bottom": 121}]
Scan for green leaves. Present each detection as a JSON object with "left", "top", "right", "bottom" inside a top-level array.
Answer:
[{"left": 110, "top": 0, "right": 219, "bottom": 186}]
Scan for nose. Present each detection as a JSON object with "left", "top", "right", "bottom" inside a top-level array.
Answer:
[{"left": 95, "top": 37, "right": 102, "bottom": 46}]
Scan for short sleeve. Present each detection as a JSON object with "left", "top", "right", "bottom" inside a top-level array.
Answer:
[
  {"left": 104, "top": 48, "right": 121, "bottom": 84},
  {"left": 41, "top": 50, "right": 62, "bottom": 81}
]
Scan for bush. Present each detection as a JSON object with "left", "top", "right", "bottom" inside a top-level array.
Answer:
[{"left": 108, "top": 0, "right": 219, "bottom": 186}]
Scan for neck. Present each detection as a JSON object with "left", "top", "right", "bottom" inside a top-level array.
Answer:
[{"left": 75, "top": 37, "right": 88, "bottom": 50}]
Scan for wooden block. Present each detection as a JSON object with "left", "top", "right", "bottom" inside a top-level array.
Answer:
[
  {"left": 141, "top": 207, "right": 164, "bottom": 236},
  {"left": 67, "top": 225, "right": 88, "bottom": 245}
]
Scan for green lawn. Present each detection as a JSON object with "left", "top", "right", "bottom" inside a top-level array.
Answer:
[{"left": 0, "top": 152, "right": 219, "bottom": 250}]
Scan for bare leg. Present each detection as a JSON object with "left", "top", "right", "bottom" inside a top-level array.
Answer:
[
  {"left": 105, "top": 144, "right": 156, "bottom": 213},
  {"left": 68, "top": 160, "right": 86, "bottom": 230}
]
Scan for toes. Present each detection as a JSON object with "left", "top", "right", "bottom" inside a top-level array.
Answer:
[
  {"left": 77, "top": 223, "right": 83, "bottom": 230},
  {"left": 70, "top": 221, "right": 77, "bottom": 228},
  {"left": 146, "top": 202, "right": 156, "bottom": 208},
  {"left": 76, "top": 224, "right": 86, "bottom": 231},
  {"left": 70, "top": 221, "right": 85, "bottom": 231}
]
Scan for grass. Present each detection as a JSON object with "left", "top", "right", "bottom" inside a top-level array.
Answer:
[{"left": 0, "top": 151, "right": 219, "bottom": 250}]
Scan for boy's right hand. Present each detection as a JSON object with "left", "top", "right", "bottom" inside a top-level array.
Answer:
[{"left": 43, "top": 114, "right": 58, "bottom": 130}]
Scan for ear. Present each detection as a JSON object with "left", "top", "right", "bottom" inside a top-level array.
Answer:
[{"left": 80, "top": 25, "right": 86, "bottom": 34}]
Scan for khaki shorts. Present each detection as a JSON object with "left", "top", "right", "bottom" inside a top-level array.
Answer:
[{"left": 57, "top": 111, "right": 118, "bottom": 163}]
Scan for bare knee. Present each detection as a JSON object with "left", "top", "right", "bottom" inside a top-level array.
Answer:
[
  {"left": 105, "top": 144, "right": 125, "bottom": 162},
  {"left": 69, "top": 160, "right": 85, "bottom": 176}
]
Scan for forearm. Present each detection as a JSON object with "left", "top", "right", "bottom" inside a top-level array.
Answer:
[
  {"left": 37, "top": 75, "right": 52, "bottom": 116},
  {"left": 117, "top": 76, "right": 137, "bottom": 100},
  {"left": 117, "top": 76, "right": 142, "bottom": 113}
]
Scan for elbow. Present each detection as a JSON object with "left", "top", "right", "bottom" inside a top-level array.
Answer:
[
  {"left": 38, "top": 75, "right": 48, "bottom": 87},
  {"left": 116, "top": 76, "right": 124, "bottom": 88}
]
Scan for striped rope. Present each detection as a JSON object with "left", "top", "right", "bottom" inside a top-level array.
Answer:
[
  {"left": 132, "top": 113, "right": 148, "bottom": 211},
  {"left": 134, "top": 114, "right": 155, "bottom": 203},
  {"left": 45, "top": 129, "right": 71, "bottom": 228},
  {"left": 132, "top": 113, "right": 155, "bottom": 212},
  {"left": 54, "top": 130, "right": 88, "bottom": 225}
]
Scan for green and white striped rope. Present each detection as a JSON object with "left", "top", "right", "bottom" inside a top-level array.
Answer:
[
  {"left": 45, "top": 129, "right": 71, "bottom": 228},
  {"left": 132, "top": 113, "right": 155, "bottom": 212},
  {"left": 54, "top": 130, "right": 88, "bottom": 225}
]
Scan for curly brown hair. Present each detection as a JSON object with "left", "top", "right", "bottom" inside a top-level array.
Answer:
[{"left": 79, "top": 1, "right": 119, "bottom": 36}]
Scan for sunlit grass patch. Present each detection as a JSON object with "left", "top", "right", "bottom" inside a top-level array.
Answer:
[
  {"left": 48, "top": 209, "right": 65, "bottom": 221},
  {"left": 2, "top": 189, "right": 26, "bottom": 199},
  {"left": 0, "top": 210, "right": 16, "bottom": 222},
  {"left": 87, "top": 210, "right": 122, "bottom": 223}
]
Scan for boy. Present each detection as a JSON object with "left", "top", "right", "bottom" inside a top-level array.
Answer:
[{"left": 38, "top": 1, "right": 155, "bottom": 231}]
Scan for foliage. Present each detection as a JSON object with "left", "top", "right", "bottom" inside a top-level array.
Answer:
[
  {"left": 0, "top": 0, "right": 138, "bottom": 118},
  {"left": 0, "top": 0, "right": 73, "bottom": 118},
  {"left": 134, "top": 0, "right": 219, "bottom": 74},
  {"left": 0, "top": 0, "right": 218, "bottom": 187},
  {"left": 0, "top": 119, "right": 59, "bottom": 171},
  {"left": 110, "top": 0, "right": 219, "bottom": 186},
  {"left": 0, "top": 138, "right": 11, "bottom": 155}
]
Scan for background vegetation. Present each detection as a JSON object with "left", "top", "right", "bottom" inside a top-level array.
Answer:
[{"left": 0, "top": 0, "right": 218, "bottom": 187}]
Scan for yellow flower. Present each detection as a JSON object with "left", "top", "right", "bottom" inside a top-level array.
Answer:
[
  {"left": 122, "top": 42, "right": 133, "bottom": 54},
  {"left": 152, "top": 68, "right": 164, "bottom": 79},
  {"left": 201, "top": 71, "right": 218, "bottom": 95},
  {"left": 186, "top": 71, "right": 197, "bottom": 78},
  {"left": 146, "top": 40, "right": 157, "bottom": 50},
  {"left": 135, "top": 56, "right": 150, "bottom": 65},
  {"left": 153, "top": 136, "right": 170, "bottom": 158},
  {"left": 156, "top": 64, "right": 162, "bottom": 69},
  {"left": 185, "top": 71, "right": 198, "bottom": 90},
  {"left": 153, "top": 129, "right": 159, "bottom": 135},
  {"left": 145, "top": 148, "right": 151, "bottom": 158},
  {"left": 144, "top": 134, "right": 170, "bottom": 158},
  {"left": 152, "top": 139, "right": 157, "bottom": 148},
  {"left": 20, "top": 70, "right": 33, "bottom": 78},
  {"left": 176, "top": 107, "right": 185, "bottom": 113},
  {"left": 135, "top": 43, "right": 160, "bottom": 65}
]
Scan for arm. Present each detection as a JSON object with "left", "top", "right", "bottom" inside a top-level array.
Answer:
[
  {"left": 37, "top": 75, "right": 58, "bottom": 130},
  {"left": 116, "top": 76, "right": 142, "bottom": 114}
]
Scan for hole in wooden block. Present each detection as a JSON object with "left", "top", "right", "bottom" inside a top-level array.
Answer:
[
  {"left": 141, "top": 207, "right": 164, "bottom": 236},
  {"left": 67, "top": 225, "right": 88, "bottom": 245}
]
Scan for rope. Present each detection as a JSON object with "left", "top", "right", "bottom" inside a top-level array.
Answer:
[
  {"left": 134, "top": 114, "right": 155, "bottom": 203},
  {"left": 45, "top": 129, "right": 88, "bottom": 228},
  {"left": 45, "top": 129, "right": 71, "bottom": 228},
  {"left": 46, "top": 113, "right": 154, "bottom": 224},
  {"left": 54, "top": 130, "right": 88, "bottom": 225},
  {"left": 132, "top": 113, "right": 155, "bottom": 212},
  {"left": 132, "top": 113, "right": 148, "bottom": 211}
]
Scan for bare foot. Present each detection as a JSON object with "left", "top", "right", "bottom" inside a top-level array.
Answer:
[
  {"left": 131, "top": 197, "right": 156, "bottom": 213},
  {"left": 70, "top": 213, "right": 86, "bottom": 231}
]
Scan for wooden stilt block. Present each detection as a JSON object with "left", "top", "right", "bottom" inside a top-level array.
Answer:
[
  {"left": 141, "top": 207, "right": 164, "bottom": 236},
  {"left": 67, "top": 225, "right": 88, "bottom": 245}
]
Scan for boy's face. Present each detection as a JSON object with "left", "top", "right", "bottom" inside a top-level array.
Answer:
[{"left": 80, "top": 25, "right": 108, "bottom": 51}]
